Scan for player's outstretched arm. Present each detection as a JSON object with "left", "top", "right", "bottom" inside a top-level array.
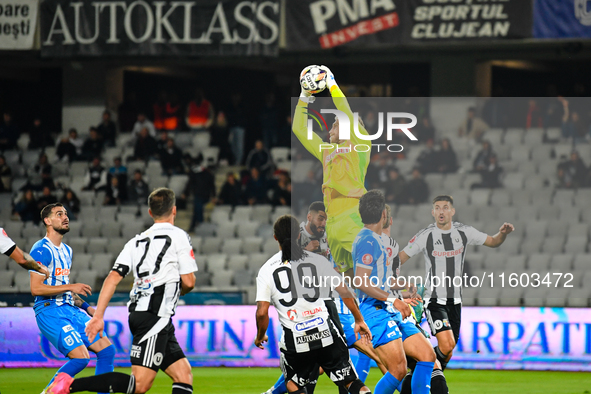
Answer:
[
  {"left": 292, "top": 95, "right": 323, "bottom": 161},
  {"left": 85, "top": 271, "right": 123, "bottom": 342},
  {"left": 254, "top": 301, "right": 270, "bottom": 349},
  {"left": 11, "top": 247, "right": 49, "bottom": 279},
  {"left": 484, "top": 222, "right": 515, "bottom": 248}
]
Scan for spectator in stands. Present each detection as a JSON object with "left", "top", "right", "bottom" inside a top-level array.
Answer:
[
  {"left": 56, "top": 128, "right": 83, "bottom": 162},
  {"left": 270, "top": 171, "right": 291, "bottom": 206},
  {"left": 186, "top": 88, "right": 214, "bottom": 131},
  {"left": 81, "top": 128, "right": 104, "bottom": 161},
  {"left": 26, "top": 153, "right": 54, "bottom": 191},
  {"left": 526, "top": 99, "right": 543, "bottom": 129},
  {"left": 557, "top": 151, "right": 587, "bottom": 189},
  {"left": 244, "top": 167, "right": 269, "bottom": 205},
  {"left": 414, "top": 116, "right": 435, "bottom": 142},
  {"left": 131, "top": 112, "right": 156, "bottom": 142},
  {"left": 436, "top": 138, "right": 458, "bottom": 174},
  {"left": 210, "top": 111, "right": 232, "bottom": 164},
  {"left": 108, "top": 157, "right": 128, "bottom": 198},
  {"left": 37, "top": 186, "right": 58, "bottom": 212},
  {"left": 160, "top": 138, "right": 184, "bottom": 176},
  {"left": 60, "top": 188, "right": 80, "bottom": 220},
  {"left": 133, "top": 127, "right": 158, "bottom": 162},
  {"left": 14, "top": 189, "right": 38, "bottom": 224},
  {"left": 0, "top": 111, "right": 19, "bottom": 151},
  {"left": 385, "top": 168, "right": 406, "bottom": 205},
  {"left": 117, "top": 91, "right": 138, "bottom": 132},
  {"left": 97, "top": 110, "right": 117, "bottom": 147},
  {"left": 217, "top": 172, "right": 242, "bottom": 207},
  {"left": 226, "top": 93, "right": 246, "bottom": 164},
  {"left": 260, "top": 93, "right": 279, "bottom": 149},
  {"left": 104, "top": 176, "right": 125, "bottom": 206},
  {"left": 246, "top": 140, "right": 273, "bottom": 177},
  {"left": 0, "top": 155, "right": 12, "bottom": 191},
  {"left": 82, "top": 157, "right": 108, "bottom": 192},
  {"left": 184, "top": 160, "right": 215, "bottom": 231},
  {"left": 108, "top": 157, "right": 127, "bottom": 178},
  {"left": 472, "top": 154, "right": 503, "bottom": 189},
  {"left": 415, "top": 138, "right": 438, "bottom": 174},
  {"left": 458, "top": 106, "right": 488, "bottom": 141},
  {"left": 406, "top": 168, "right": 430, "bottom": 204},
  {"left": 472, "top": 140, "right": 495, "bottom": 172},
  {"left": 559, "top": 97, "right": 590, "bottom": 142},
  {"left": 128, "top": 170, "right": 149, "bottom": 205},
  {"left": 28, "top": 117, "right": 54, "bottom": 149}
]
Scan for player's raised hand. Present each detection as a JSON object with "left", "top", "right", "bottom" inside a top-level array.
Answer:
[
  {"left": 499, "top": 223, "right": 515, "bottom": 235},
  {"left": 403, "top": 297, "right": 421, "bottom": 307},
  {"left": 305, "top": 240, "right": 320, "bottom": 252},
  {"left": 39, "top": 265, "right": 50, "bottom": 281},
  {"left": 354, "top": 321, "right": 372, "bottom": 345},
  {"left": 85, "top": 316, "right": 104, "bottom": 343},
  {"left": 254, "top": 335, "right": 268, "bottom": 349},
  {"left": 70, "top": 283, "right": 92, "bottom": 296}
]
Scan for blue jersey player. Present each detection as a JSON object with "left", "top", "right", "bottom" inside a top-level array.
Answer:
[
  {"left": 30, "top": 203, "right": 115, "bottom": 394},
  {"left": 352, "top": 191, "right": 435, "bottom": 394}
]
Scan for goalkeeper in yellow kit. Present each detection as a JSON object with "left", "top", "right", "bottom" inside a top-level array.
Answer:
[{"left": 292, "top": 66, "right": 370, "bottom": 276}]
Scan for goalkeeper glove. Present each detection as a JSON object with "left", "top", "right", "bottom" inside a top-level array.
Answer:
[{"left": 319, "top": 65, "right": 338, "bottom": 90}]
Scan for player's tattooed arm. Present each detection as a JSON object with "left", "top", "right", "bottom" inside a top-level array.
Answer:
[{"left": 11, "top": 248, "right": 50, "bottom": 279}]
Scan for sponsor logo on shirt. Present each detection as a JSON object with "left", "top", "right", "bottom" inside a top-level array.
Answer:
[
  {"left": 287, "top": 309, "right": 298, "bottom": 320},
  {"left": 55, "top": 268, "right": 70, "bottom": 276},
  {"left": 329, "top": 366, "right": 353, "bottom": 382},
  {"left": 130, "top": 345, "right": 142, "bottom": 358},
  {"left": 361, "top": 254, "right": 373, "bottom": 265},
  {"left": 295, "top": 329, "right": 330, "bottom": 344},
  {"left": 431, "top": 247, "right": 463, "bottom": 258},
  {"left": 302, "top": 307, "right": 323, "bottom": 317},
  {"left": 295, "top": 317, "right": 325, "bottom": 332}
]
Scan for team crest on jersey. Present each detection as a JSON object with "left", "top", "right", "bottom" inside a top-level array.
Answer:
[
  {"left": 362, "top": 254, "right": 373, "bottom": 265},
  {"left": 396, "top": 267, "right": 400, "bottom": 276},
  {"left": 287, "top": 309, "right": 298, "bottom": 320},
  {"left": 409, "top": 235, "right": 416, "bottom": 243}
]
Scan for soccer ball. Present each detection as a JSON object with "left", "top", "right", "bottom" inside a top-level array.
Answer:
[{"left": 300, "top": 65, "right": 327, "bottom": 94}]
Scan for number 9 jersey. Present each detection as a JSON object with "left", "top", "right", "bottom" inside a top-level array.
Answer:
[
  {"left": 256, "top": 250, "right": 343, "bottom": 353},
  {"left": 112, "top": 222, "right": 198, "bottom": 318}
]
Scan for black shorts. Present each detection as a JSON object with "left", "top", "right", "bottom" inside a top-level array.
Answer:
[
  {"left": 280, "top": 336, "right": 356, "bottom": 388},
  {"left": 324, "top": 299, "right": 345, "bottom": 338},
  {"left": 128, "top": 312, "right": 186, "bottom": 372},
  {"left": 425, "top": 302, "right": 462, "bottom": 343}
]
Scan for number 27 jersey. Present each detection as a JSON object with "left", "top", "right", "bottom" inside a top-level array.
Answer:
[{"left": 112, "top": 222, "right": 198, "bottom": 318}]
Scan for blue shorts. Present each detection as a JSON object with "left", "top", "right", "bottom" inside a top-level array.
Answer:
[
  {"left": 338, "top": 313, "right": 358, "bottom": 348},
  {"left": 36, "top": 304, "right": 103, "bottom": 356},
  {"left": 361, "top": 304, "right": 421, "bottom": 348}
]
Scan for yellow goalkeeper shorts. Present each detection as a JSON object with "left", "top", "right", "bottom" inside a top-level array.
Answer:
[{"left": 326, "top": 205, "right": 363, "bottom": 273}]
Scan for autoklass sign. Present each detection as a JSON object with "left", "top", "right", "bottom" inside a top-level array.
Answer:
[
  {"left": 0, "top": 0, "right": 38, "bottom": 50},
  {"left": 40, "top": 0, "right": 279, "bottom": 57}
]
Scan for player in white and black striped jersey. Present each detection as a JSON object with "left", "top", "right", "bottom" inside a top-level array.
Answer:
[
  {"left": 48, "top": 188, "right": 197, "bottom": 394},
  {"left": 299, "top": 201, "right": 330, "bottom": 258},
  {"left": 255, "top": 215, "right": 373, "bottom": 394},
  {"left": 398, "top": 195, "right": 514, "bottom": 394}
]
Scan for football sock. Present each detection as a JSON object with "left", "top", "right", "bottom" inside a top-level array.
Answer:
[
  {"left": 354, "top": 353, "right": 372, "bottom": 383},
  {"left": 272, "top": 375, "right": 288, "bottom": 394},
  {"left": 433, "top": 347, "right": 449, "bottom": 371},
  {"left": 45, "top": 358, "right": 90, "bottom": 390},
  {"left": 374, "top": 372, "right": 400, "bottom": 394},
  {"left": 399, "top": 371, "right": 412, "bottom": 394},
  {"left": 411, "top": 362, "right": 434, "bottom": 394},
  {"left": 430, "top": 369, "right": 449, "bottom": 394},
  {"left": 70, "top": 372, "right": 135, "bottom": 394},
  {"left": 95, "top": 345, "right": 116, "bottom": 394},
  {"left": 172, "top": 382, "right": 193, "bottom": 394}
]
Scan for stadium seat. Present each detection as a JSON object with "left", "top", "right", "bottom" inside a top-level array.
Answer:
[
  {"left": 210, "top": 270, "right": 234, "bottom": 287},
  {"left": 545, "top": 127, "right": 561, "bottom": 142},
  {"left": 505, "top": 255, "right": 527, "bottom": 270},
  {"left": 106, "top": 238, "right": 127, "bottom": 255},
  {"left": 527, "top": 253, "right": 552, "bottom": 270},
  {"left": 100, "top": 222, "right": 122, "bottom": 238},
  {"left": 194, "top": 255, "right": 206, "bottom": 272},
  {"left": 67, "top": 222, "right": 83, "bottom": 237},
  {"left": 470, "top": 189, "right": 490, "bottom": 206},
  {"left": 510, "top": 190, "right": 532, "bottom": 206},
  {"left": 510, "top": 147, "right": 530, "bottom": 162},
  {"left": 566, "top": 288, "right": 590, "bottom": 307},
  {"left": 477, "top": 286, "right": 501, "bottom": 307},
  {"left": 537, "top": 160, "right": 558, "bottom": 178},
  {"left": 227, "top": 255, "right": 249, "bottom": 271},
  {"left": 222, "top": 239, "right": 243, "bottom": 255},
  {"left": 211, "top": 210, "right": 231, "bottom": 225},
  {"left": 76, "top": 271, "right": 100, "bottom": 288},
  {"left": 87, "top": 239, "right": 108, "bottom": 254},
  {"left": 168, "top": 175, "right": 189, "bottom": 196},
  {"left": 13, "top": 271, "right": 31, "bottom": 289},
  {"left": 547, "top": 221, "right": 569, "bottom": 237},
  {"left": 545, "top": 288, "right": 570, "bottom": 307},
  {"left": 454, "top": 205, "right": 477, "bottom": 223},
  {"left": 550, "top": 254, "right": 574, "bottom": 271},
  {"left": 499, "top": 236, "right": 520, "bottom": 255},
  {"left": 68, "top": 238, "right": 89, "bottom": 254},
  {"left": 273, "top": 206, "right": 291, "bottom": 219},
  {"left": 483, "top": 253, "right": 507, "bottom": 270},
  {"left": 252, "top": 205, "right": 273, "bottom": 224},
  {"left": 271, "top": 147, "right": 290, "bottom": 163},
  {"left": 461, "top": 286, "right": 477, "bottom": 306},
  {"left": 424, "top": 174, "right": 445, "bottom": 191},
  {"left": 574, "top": 189, "right": 591, "bottom": 206},
  {"left": 396, "top": 205, "right": 416, "bottom": 221},
  {"left": 233, "top": 206, "right": 253, "bottom": 222},
  {"left": 236, "top": 221, "right": 260, "bottom": 239},
  {"left": 202, "top": 147, "right": 220, "bottom": 166},
  {"left": 504, "top": 128, "right": 524, "bottom": 145},
  {"left": 99, "top": 206, "right": 118, "bottom": 221},
  {"left": 201, "top": 237, "right": 221, "bottom": 255},
  {"left": 553, "top": 144, "right": 572, "bottom": 159},
  {"left": 530, "top": 189, "right": 553, "bottom": 206},
  {"left": 524, "top": 175, "right": 547, "bottom": 190},
  {"left": 74, "top": 254, "right": 93, "bottom": 271},
  {"left": 0, "top": 271, "right": 14, "bottom": 287},
  {"left": 553, "top": 189, "right": 574, "bottom": 206},
  {"left": 530, "top": 145, "right": 553, "bottom": 162},
  {"left": 476, "top": 206, "right": 497, "bottom": 222},
  {"left": 242, "top": 237, "right": 263, "bottom": 254},
  {"left": 233, "top": 269, "right": 254, "bottom": 287},
  {"left": 80, "top": 207, "right": 98, "bottom": 220},
  {"left": 21, "top": 225, "right": 43, "bottom": 239},
  {"left": 573, "top": 254, "right": 590, "bottom": 271},
  {"left": 121, "top": 224, "right": 143, "bottom": 240},
  {"left": 484, "top": 129, "right": 503, "bottom": 147},
  {"left": 194, "top": 223, "right": 217, "bottom": 237},
  {"left": 216, "top": 222, "right": 237, "bottom": 238},
  {"left": 207, "top": 254, "right": 228, "bottom": 272},
  {"left": 524, "top": 128, "right": 544, "bottom": 145},
  {"left": 521, "top": 238, "right": 543, "bottom": 254},
  {"left": 522, "top": 288, "right": 547, "bottom": 307},
  {"left": 568, "top": 223, "right": 589, "bottom": 239},
  {"left": 541, "top": 236, "right": 565, "bottom": 254},
  {"left": 69, "top": 162, "right": 88, "bottom": 178},
  {"left": 498, "top": 287, "right": 523, "bottom": 307},
  {"left": 263, "top": 239, "right": 277, "bottom": 255},
  {"left": 518, "top": 161, "right": 538, "bottom": 176},
  {"left": 503, "top": 173, "right": 524, "bottom": 190},
  {"left": 247, "top": 253, "right": 269, "bottom": 272},
  {"left": 489, "top": 190, "right": 511, "bottom": 206},
  {"left": 564, "top": 237, "right": 588, "bottom": 254},
  {"left": 92, "top": 254, "right": 115, "bottom": 275},
  {"left": 82, "top": 223, "right": 101, "bottom": 238},
  {"left": 192, "top": 132, "right": 211, "bottom": 150}
]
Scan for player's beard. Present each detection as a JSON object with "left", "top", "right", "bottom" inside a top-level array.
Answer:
[
  {"left": 310, "top": 223, "right": 325, "bottom": 238},
  {"left": 55, "top": 226, "right": 70, "bottom": 235}
]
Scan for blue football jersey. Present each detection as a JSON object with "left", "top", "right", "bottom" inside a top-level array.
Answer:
[
  {"left": 352, "top": 227, "right": 391, "bottom": 309},
  {"left": 30, "top": 237, "right": 74, "bottom": 314}
]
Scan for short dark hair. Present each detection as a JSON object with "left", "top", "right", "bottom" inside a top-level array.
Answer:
[
  {"left": 40, "top": 203, "right": 65, "bottom": 227},
  {"left": 308, "top": 201, "right": 325, "bottom": 214},
  {"left": 149, "top": 188, "right": 175, "bottom": 218},
  {"left": 359, "top": 190, "right": 385, "bottom": 225},
  {"left": 383, "top": 204, "right": 391, "bottom": 229},
  {"left": 432, "top": 195, "right": 454, "bottom": 206}
]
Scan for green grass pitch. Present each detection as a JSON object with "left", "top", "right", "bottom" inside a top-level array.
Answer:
[{"left": 0, "top": 367, "right": 589, "bottom": 394}]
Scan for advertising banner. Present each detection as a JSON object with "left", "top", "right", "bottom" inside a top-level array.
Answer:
[
  {"left": 285, "top": 0, "right": 532, "bottom": 50},
  {"left": 0, "top": 0, "right": 38, "bottom": 50},
  {"left": 1, "top": 306, "right": 590, "bottom": 370},
  {"left": 40, "top": 0, "right": 279, "bottom": 57},
  {"left": 533, "top": 0, "right": 591, "bottom": 38}
]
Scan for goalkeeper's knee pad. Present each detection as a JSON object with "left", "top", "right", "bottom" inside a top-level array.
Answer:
[{"left": 347, "top": 379, "right": 371, "bottom": 394}]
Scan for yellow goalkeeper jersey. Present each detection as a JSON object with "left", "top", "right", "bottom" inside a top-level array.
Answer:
[{"left": 292, "top": 86, "right": 370, "bottom": 216}]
